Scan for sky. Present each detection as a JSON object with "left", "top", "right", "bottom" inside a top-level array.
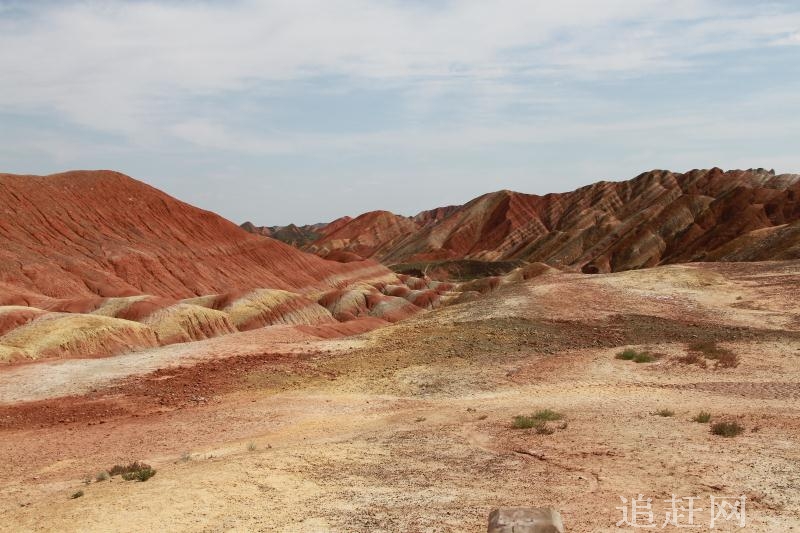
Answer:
[{"left": 1, "top": 1, "right": 799, "bottom": 225}]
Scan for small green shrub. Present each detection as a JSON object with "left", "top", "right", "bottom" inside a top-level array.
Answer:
[
  {"left": 711, "top": 421, "right": 744, "bottom": 437},
  {"left": 654, "top": 409, "right": 675, "bottom": 417},
  {"left": 95, "top": 471, "right": 109, "bottom": 482},
  {"left": 512, "top": 409, "right": 564, "bottom": 431},
  {"left": 531, "top": 409, "right": 563, "bottom": 421},
  {"left": 512, "top": 415, "right": 543, "bottom": 429},
  {"left": 616, "top": 349, "right": 638, "bottom": 360},
  {"left": 616, "top": 349, "right": 655, "bottom": 363},
  {"left": 121, "top": 467, "right": 156, "bottom": 482},
  {"left": 692, "top": 411, "right": 711, "bottom": 423},
  {"left": 70, "top": 490, "right": 84, "bottom": 499},
  {"left": 108, "top": 462, "right": 156, "bottom": 482}
]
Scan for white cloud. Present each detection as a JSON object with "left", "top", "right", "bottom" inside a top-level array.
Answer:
[{"left": 2, "top": 0, "right": 799, "bottom": 139}]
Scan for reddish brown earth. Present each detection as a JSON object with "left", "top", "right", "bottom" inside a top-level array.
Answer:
[
  {"left": 240, "top": 217, "right": 353, "bottom": 248},
  {"left": 0, "top": 171, "right": 465, "bottom": 362},
  {"left": 307, "top": 210, "right": 420, "bottom": 259},
  {"left": 0, "top": 260, "right": 798, "bottom": 532},
  {"left": 0, "top": 170, "right": 393, "bottom": 303},
  {"left": 249, "top": 168, "right": 799, "bottom": 275}
]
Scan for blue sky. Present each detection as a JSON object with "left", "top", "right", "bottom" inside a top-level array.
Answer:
[{"left": 1, "top": 1, "right": 799, "bottom": 225}]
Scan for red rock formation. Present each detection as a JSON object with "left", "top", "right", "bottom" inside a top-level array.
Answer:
[
  {"left": 306, "top": 210, "right": 420, "bottom": 259},
  {"left": 0, "top": 170, "right": 480, "bottom": 363},
  {"left": 270, "top": 168, "right": 798, "bottom": 274},
  {"left": 413, "top": 205, "right": 461, "bottom": 227},
  {"left": 0, "top": 170, "right": 392, "bottom": 302}
]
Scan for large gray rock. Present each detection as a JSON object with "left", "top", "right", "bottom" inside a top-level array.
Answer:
[{"left": 487, "top": 507, "right": 565, "bottom": 533}]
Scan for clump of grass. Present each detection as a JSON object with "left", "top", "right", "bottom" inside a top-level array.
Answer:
[
  {"left": 247, "top": 442, "right": 257, "bottom": 452},
  {"left": 654, "top": 409, "right": 675, "bottom": 417},
  {"left": 122, "top": 467, "right": 156, "bottom": 482},
  {"left": 512, "top": 409, "right": 564, "bottom": 432},
  {"left": 512, "top": 415, "right": 542, "bottom": 429},
  {"left": 179, "top": 451, "right": 192, "bottom": 463},
  {"left": 108, "top": 462, "right": 156, "bottom": 482},
  {"left": 692, "top": 411, "right": 711, "bottom": 423},
  {"left": 687, "top": 341, "right": 739, "bottom": 369},
  {"left": 95, "top": 471, "right": 109, "bottom": 482},
  {"left": 531, "top": 409, "right": 563, "bottom": 421},
  {"left": 616, "top": 348, "right": 656, "bottom": 363},
  {"left": 70, "top": 490, "right": 84, "bottom": 499},
  {"left": 711, "top": 421, "right": 744, "bottom": 437}
]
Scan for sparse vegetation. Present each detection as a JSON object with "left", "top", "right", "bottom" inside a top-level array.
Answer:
[
  {"left": 108, "top": 462, "right": 156, "bottom": 482},
  {"left": 247, "top": 442, "right": 257, "bottom": 451},
  {"left": 531, "top": 409, "right": 563, "bottom": 421},
  {"left": 686, "top": 341, "right": 739, "bottom": 369},
  {"left": 692, "top": 411, "right": 711, "bottom": 423},
  {"left": 512, "top": 415, "right": 541, "bottom": 429},
  {"left": 70, "top": 490, "right": 84, "bottom": 499},
  {"left": 512, "top": 409, "right": 564, "bottom": 432},
  {"left": 654, "top": 409, "right": 675, "bottom": 417},
  {"left": 711, "top": 421, "right": 744, "bottom": 437},
  {"left": 122, "top": 467, "right": 156, "bottom": 482},
  {"left": 179, "top": 451, "right": 192, "bottom": 462},
  {"left": 616, "top": 348, "right": 655, "bottom": 363}
]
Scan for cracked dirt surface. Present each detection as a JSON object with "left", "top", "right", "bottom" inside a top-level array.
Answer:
[{"left": 0, "top": 261, "right": 799, "bottom": 532}]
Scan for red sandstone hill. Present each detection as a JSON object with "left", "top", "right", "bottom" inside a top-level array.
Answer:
[
  {"left": 305, "top": 211, "right": 420, "bottom": 259},
  {"left": 248, "top": 168, "right": 799, "bottom": 274},
  {"left": 0, "top": 170, "right": 389, "bottom": 304},
  {"left": 0, "top": 170, "right": 477, "bottom": 363}
]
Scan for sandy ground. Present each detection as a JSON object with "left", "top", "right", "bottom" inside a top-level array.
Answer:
[{"left": 0, "top": 261, "right": 799, "bottom": 532}]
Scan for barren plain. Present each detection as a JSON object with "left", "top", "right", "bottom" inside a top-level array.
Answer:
[{"left": 1, "top": 260, "right": 798, "bottom": 532}]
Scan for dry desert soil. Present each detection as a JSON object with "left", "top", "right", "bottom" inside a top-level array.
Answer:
[{"left": 1, "top": 261, "right": 799, "bottom": 532}]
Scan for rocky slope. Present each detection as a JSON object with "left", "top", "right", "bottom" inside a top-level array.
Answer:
[
  {"left": 254, "top": 168, "right": 799, "bottom": 274},
  {"left": 0, "top": 170, "right": 398, "bottom": 303},
  {"left": 0, "top": 170, "right": 456, "bottom": 362}
]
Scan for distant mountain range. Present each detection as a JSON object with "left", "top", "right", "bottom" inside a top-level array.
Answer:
[{"left": 243, "top": 168, "right": 800, "bottom": 275}]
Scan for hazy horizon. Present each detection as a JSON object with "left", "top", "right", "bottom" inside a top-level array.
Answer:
[{"left": 2, "top": 0, "right": 799, "bottom": 225}]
